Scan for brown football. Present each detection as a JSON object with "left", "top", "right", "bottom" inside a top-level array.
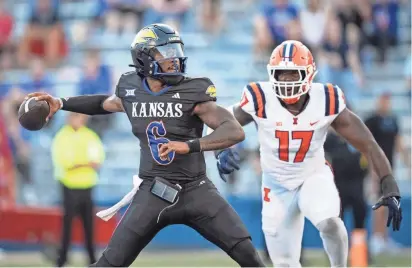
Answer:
[{"left": 18, "top": 97, "right": 50, "bottom": 131}]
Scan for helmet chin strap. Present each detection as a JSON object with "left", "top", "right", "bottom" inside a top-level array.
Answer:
[{"left": 282, "top": 96, "right": 300, "bottom": 105}]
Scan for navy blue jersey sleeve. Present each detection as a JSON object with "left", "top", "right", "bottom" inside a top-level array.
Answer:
[{"left": 182, "top": 77, "right": 217, "bottom": 104}]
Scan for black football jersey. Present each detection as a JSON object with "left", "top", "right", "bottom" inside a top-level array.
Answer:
[{"left": 115, "top": 72, "right": 216, "bottom": 183}]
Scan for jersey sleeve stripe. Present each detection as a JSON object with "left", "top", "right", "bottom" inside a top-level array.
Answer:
[
  {"left": 324, "top": 83, "right": 339, "bottom": 116},
  {"left": 256, "top": 83, "right": 267, "bottom": 118},
  {"left": 246, "top": 84, "right": 259, "bottom": 115},
  {"left": 247, "top": 82, "right": 267, "bottom": 118},
  {"left": 332, "top": 85, "right": 340, "bottom": 114},
  {"left": 324, "top": 84, "right": 330, "bottom": 116}
]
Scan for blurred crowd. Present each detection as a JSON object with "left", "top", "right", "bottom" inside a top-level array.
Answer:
[
  {"left": 0, "top": 0, "right": 227, "bottom": 70},
  {"left": 253, "top": 0, "right": 411, "bottom": 104}
]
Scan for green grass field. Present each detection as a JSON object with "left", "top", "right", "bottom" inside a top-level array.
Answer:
[{"left": 0, "top": 249, "right": 410, "bottom": 267}]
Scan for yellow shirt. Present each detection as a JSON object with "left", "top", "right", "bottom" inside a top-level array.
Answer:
[{"left": 51, "top": 125, "right": 105, "bottom": 189}]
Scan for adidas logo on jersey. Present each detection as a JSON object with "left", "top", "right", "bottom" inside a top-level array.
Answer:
[{"left": 172, "top": 93, "right": 180, "bottom": 99}]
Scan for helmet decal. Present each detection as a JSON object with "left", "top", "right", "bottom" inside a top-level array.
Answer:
[{"left": 131, "top": 28, "right": 158, "bottom": 47}]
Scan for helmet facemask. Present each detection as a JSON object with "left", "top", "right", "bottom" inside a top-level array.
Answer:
[
  {"left": 149, "top": 43, "right": 187, "bottom": 85},
  {"left": 267, "top": 64, "right": 317, "bottom": 104}
]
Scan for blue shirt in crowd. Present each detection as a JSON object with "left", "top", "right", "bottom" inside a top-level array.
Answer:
[
  {"left": 260, "top": 1, "right": 298, "bottom": 43},
  {"left": 78, "top": 65, "right": 112, "bottom": 95}
]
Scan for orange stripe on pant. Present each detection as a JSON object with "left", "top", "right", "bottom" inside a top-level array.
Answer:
[
  {"left": 249, "top": 83, "right": 264, "bottom": 118},
  {"left": 326, "top": 83, "right": 336, "bottom": 116}
]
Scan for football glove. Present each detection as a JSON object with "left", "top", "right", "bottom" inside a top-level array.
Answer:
[
  {"left": 216, "top": 148, "right": 240, "bottom": 182},
  {"left": 372, "top": 196, "right": 402, "bottom": 231}
]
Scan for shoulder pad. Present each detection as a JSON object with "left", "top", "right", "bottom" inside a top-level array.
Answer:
[
  {"left": 179, "top": 77, "right": 216, "bottom": 103},
  {"left": 323, "top": 83, "right": 346, "bottom": 116},
  {"left": 115, "top": 71, "right": 141, "bottom": 98},
  {"left": 181, "top": 77, "right": 213, "bottom": 90},
  {"left": 243, "top": 82, "right": 267, "bottom": 118}
]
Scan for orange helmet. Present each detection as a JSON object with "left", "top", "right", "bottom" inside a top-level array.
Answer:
[{"left": 267, "top": 40, "right": 317, "bottom": 104}]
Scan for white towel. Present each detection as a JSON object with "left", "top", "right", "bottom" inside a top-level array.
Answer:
[{"left": 96, "top": 175, "right": 143, "bottom": 221}]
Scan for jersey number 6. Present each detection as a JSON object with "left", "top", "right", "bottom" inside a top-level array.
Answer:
[
  {"left": 146, "top": 121, "right": 175, "bottom": 165},
  {"left": 275, "top": 130, "right": 314, "bottom": 163}
]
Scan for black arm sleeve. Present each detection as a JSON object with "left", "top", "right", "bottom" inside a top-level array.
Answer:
[{"left": 61, "top": 95, "right": 112, "bottom": 115}]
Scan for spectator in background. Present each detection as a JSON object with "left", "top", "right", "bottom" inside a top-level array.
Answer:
[
  {"left": 1, "top": 87, "right": 35, "bottom": 205},
  {"left": 0, "top": 59, "right": 53, "bottom": 205},
  {"left": 52, "top": 113, "right": 105, "bottom": 267},
  {"left": 253, "top": 0, "right": 299, "bottom": 59},
  {"left": 18, "top": 0, "right": 67, "bottom": 68},
  {"left": 0, "top": 0, "right": 13, "bottom": 57},
  {"left": 299, "top": 0, "right": 328, "bottom": 57},
  {"left": 78, "top": 49, "right": 113, "bottom": 138},
  {"left": 146, "top": 0, "right": 192, "bottom": 31},
  {"left": 21, "top": 58, "right": 54, "bottom": 94},
  {"left": 95, "top": 0, "right": 147, "bottom": 35},
  {"left": 365, "top": 93, "right": 411, "bottom": 256},
  {"left": 0, "top": 67, "right": 11, "bottom": 101},
  {"left": 334, "top": 0, "right": 368, "bottom": 47},
  {"left": 284, "top": 19, "right": 302, "bottom": 41},
  {"left": 317, "top": 18, "right": 364, "bottom": 104},
  {"left": 198, "top": 0, "right": 223, "bottom": 35},
  {"left": 368, "top": 0, "right": 400, "bottom": 63}
]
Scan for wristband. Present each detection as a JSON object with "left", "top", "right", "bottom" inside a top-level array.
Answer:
[
  {"left": 186, "top": 139, "right": 201, "bottom": 153},
  {"left": 380, "top": 174, "right": 400, "bottom": 198}
]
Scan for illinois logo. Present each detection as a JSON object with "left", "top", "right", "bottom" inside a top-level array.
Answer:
[
  {"left": 205, "top": 85, "right": 216, "bottom": 98},
  {"left": 240, "top": 92, "right": 249, "bottom": 107},
  {"left": 131, "top": 28, "right": 158, "bottom": 46}
]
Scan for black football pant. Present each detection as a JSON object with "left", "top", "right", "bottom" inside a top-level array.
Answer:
[
  {"left": 336, "top": 178, "right": 367, "bottom": 229},
  {"left": 90, "top": 178, "right": 264, "bottom": 267},
  {"left": 57, "top": 184, "right": 96, "bottom": 267}
]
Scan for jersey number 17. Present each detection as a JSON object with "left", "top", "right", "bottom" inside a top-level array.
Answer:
[{"left": 275, "top": 130, "right": 314, "bottom": 163}]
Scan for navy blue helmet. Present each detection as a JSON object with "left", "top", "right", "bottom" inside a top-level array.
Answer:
[{"left": 130, "top": 24, "right": 187, "bottom": 86}]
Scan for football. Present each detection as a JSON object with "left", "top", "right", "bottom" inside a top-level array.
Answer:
[{"left": 18, "top": 97, "right": 50, "bottom": 131}]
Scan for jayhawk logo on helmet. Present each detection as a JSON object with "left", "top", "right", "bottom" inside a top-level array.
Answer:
[
  {"left": 267, "top": 40, "right": 317, "bottom": 104},
  {"left": 131, "top": 28, "right": 158, "bottom": 47}
]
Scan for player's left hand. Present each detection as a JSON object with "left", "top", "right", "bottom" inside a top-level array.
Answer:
[
  {"left": 216, "top": 148, "right": 240, "bottom": 182},
  {"left": 372, "top": 196, "right": 402, "bottom": 231},
  {"left": 159, "top": 141, "right": 189, "bottom": 158}
]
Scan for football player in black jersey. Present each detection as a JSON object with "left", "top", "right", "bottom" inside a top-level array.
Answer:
[{"left": 26, "top": 24, "right": 265, "bottom": 267}]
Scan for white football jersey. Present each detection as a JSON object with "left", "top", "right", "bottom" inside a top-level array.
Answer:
[{"left": 240, "top": 82, "right": 346, "bottom": 189}]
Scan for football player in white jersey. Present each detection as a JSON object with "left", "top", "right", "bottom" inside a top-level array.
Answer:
[{"left": 209, "top": 40, "right": 403, "bottom": 267}]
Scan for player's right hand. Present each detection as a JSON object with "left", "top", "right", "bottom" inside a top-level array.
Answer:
[
  {"left": 216, "top": 148, "right": 240, "bottom": 182},
  {"left": 25, "top": 92, "right": 61, "bottom": 121},
  {"left": 372, "top": 196, "right": 403, "bottom": 231}
]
